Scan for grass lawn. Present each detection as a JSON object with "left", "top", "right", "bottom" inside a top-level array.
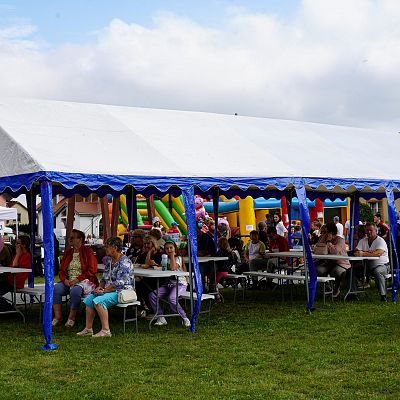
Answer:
[{"left": 0, "top": 286, "right": 399, "bottom": 400}]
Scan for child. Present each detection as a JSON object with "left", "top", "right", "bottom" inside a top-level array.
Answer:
[
  {"left": 148, "top": 240, "right": 191, "bottom": 327},
  {"left": 210, "top": 237, "right": 236, "bottom": 300}
]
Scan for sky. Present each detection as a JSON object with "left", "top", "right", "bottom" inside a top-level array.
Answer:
[{"left": 1, "top": 0, "right": 400, "bottom": 131}]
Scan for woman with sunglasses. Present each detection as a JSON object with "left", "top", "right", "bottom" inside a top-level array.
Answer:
[
  {"left": 52, "top": 229, "right": 98, "bottom": 328},
  {"left": 77, "top": 236, "right": 134, "bottom": 337}
]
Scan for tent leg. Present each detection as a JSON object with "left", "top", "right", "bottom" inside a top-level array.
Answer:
[{"left": 40, "top": 180, "right": 58, "bottom": 351}]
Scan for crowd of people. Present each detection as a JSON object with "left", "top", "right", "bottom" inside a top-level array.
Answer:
[{"left": 0, "top": 208, "right": 396, "bottom": 336}]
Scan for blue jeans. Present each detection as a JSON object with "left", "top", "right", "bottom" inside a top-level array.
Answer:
[{"left": 53, "top": 282, "right": 83, "bottom": 310}]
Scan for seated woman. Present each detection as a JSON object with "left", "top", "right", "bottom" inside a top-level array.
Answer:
[
  {"left": 0, "top": 236, "right": 12, "bottom": 268},
  {"left": 209, "top": 237, "right": 237, "bottom": 299},
  {"left": 136, "top": 235, "right": 163, "bottom": 267},
  {"left": 77, "top": 237, "right": 134, "bottom": 337},
  {"left": 149, "top": 240, "right": 190, "bottom": 327},
  {"left": 52, "top": 229, "right": 98, "bottom": 328},
  {"left": 135, "top": 235, "right": 163, "bottom": 314},
  {"left": 0, "top": 235, "right": 31, "bottom": 296},
  {"left": 149, "top": 228, "right": 165, "bottom": 249},
  {"left": 315, "top": 222, "right": 350, "bottom": 297},
  {"left": 126, "top": 229, "right": 145, "bottom": 262}
]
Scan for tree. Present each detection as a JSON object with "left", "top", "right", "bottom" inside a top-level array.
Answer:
[{"left": 360, "top": 203, "right": 374, "bottom": 223}]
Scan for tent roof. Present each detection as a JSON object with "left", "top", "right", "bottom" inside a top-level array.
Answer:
[{"left": 0, "top": 97, "right": 399, "bottom": 194}]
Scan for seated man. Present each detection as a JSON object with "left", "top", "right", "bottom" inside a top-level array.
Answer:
[
  {"left": 291, "top": 225, "right": 303, "bottom": 248},
  {"left": 267, "top": 226, "right": 289, "bottom": 271},
  {"left": 355, "top": 222, "right": 390, "bottom": 302},
  {"left": 257, "top": 221, "right": 268, "bottom": 246},
  {"left": 243, "top": 230, "right": 267, "bottom": 288}
]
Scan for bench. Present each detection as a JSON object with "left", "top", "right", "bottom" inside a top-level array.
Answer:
[
  {"left": 17, "top": 286, "right": 69, "bottom": 321},
  {"left": 224, "top": 274, "right": 247, "bottom": 303},
  {"left": 116, "top": 301, "right": 141, "bottom": 333},
  {"left": 180, "top": 291, "right": 215, "bottom": 319},
  {"left": 243, "top": 271, "right": 335, "bottom": 303},
  {"left": 18, "top": 286, "right": 140, "bottom": 333}
]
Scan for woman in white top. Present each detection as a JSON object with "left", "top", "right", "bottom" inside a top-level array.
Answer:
[
  {"left": 273, "top": 213, "right": 288, "bottom": 239},
  {"left": 148, "top": 240, "right": 191, "bottom": 328}
]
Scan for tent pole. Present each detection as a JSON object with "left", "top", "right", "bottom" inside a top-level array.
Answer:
[
  {"left": 187, "top": 234, "right": 194, "bottom": 318},
  {"left": 147, "top": 195, "right": 155, "bottom": 225},
  {"left": 385, "top": 186, "right": 399, "bottom": 303},
  {"left": 132, "top": 189, "right": 138, "bottom": 229},
  {"left": 65, "top": 195, "right": 76, "bottom": 250},
  {"left": 100, "top": 196, "right": 111, "bottom": 242},
  {"left": 286, "top": 190, "right": 293, "bottom": 274},
  {"left": 40, "top": 179, "right": 58, "bottom": 351},
  {"left": 294, "top": 182, "right": 316, "bottom": 313},
  {"left": 27, "top": 188, "right": 36, "bottom": 288},
  {"left": 286, "top": 190, "right": 293, "bottom": 249},
  {"left": 212, "top": 188, "right": 219, "bottom": 253},
  {"left": 111, "top": 196, "right": 120, "bottom": 237},
  {"left": 182, "top": 187, "right": 202, "bottom": 332}
]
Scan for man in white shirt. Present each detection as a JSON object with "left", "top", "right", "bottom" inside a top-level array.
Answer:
[
  {"left": 334, "top": 216, "right": 344, "bottom": 239},
  {"left": 244, "top": 231, "right": 267, "bottom": 288},
  {"left": 355, "top": 222, "right": 390, "bottom": 302}
]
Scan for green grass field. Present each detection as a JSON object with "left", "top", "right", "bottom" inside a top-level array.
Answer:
[{"left": 0, "top": 287, "right": 399, "bottom": 400}]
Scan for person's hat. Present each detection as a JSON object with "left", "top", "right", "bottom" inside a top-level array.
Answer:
[
  {"left": 152, "top": 216, "right": 160, "bottom": 223},
  {"left": 171, "top": 221, "right": 179, "bottom": 226}
]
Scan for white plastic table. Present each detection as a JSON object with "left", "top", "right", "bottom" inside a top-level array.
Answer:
[
  {"left": 262, "top": 252, "right": 379, "bottom": 300},
  {"left": 134, "top": 266, "right": 189, "bottom": 329},
  {"left": 184, "top": 256, "right": 229, "bottom": 298},
  {"left": 0, "top": 266, "right": 31, "bottom": 322}
]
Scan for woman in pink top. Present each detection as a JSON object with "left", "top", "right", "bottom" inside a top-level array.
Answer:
[{"left": 315, "top": 222, "right": 350, "bottom": 298}]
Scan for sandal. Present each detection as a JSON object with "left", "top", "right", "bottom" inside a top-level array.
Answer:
[
  {"left": 52, "top": 318, "right": 62, "bottom": 327},
  {"left": 92, "top": 329, "right": 112, "bottom": 338}
]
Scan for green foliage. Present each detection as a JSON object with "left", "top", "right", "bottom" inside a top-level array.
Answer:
[
  {"left": 360, "top": 203, "right": 374, "bottom": 223},
  {"left": 0, "top": 289, "right": 399, "bottom": 399}
]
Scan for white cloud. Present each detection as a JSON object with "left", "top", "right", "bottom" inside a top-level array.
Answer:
[{"left": 0, "top": 0, "right": 400, "bottom": 130}]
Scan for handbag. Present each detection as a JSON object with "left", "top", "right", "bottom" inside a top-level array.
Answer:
[
  {"left": 314, "top": 242, "right": 328, "bottom": 255},
  {"left": 118, "top": 289, "right": 137, "bottom": 304},
  {"left": 77, "top": 279, "right": 97, "bottom": 296}
]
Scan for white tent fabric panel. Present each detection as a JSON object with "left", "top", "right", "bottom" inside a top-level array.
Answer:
[
  {"left": 0, "top": 97, "right": 399, "bottom": 182},
  {"left": 0, "top": 206, "right": 17, "bottom": 221}
]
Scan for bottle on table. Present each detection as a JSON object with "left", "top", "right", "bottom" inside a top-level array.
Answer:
[{"left": 161, "top": 254, "right": 168, "bottom": 271}]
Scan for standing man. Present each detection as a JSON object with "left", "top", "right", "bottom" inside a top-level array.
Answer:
[
  {"left": 373, "top": 213, "right": 389, "bottom": 243},
  {"left": 333, "top": 216, "right": 344, "bottom": 239},
  {"left": 355, "top": 222, "right": 389, "bottom": 302}
]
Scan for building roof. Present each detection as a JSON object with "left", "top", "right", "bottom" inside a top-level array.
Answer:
[{"left": 37, "top": 199, "right": 102, "bottom": 216}]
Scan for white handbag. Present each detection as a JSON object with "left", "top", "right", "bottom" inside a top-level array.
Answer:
[{"left": 118, "top": 289, "right": 137, "bottom": 304}]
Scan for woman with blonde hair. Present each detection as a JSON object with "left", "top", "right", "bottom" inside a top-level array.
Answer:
[
  {"left": 135, "top": 235, "right": 164, "bottom": 316},
  {"left": 136, "top": 235, "right": 163, "bottom": 267}
]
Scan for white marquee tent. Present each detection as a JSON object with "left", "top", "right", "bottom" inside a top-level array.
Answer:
[
  {"left": 0, "top": 97, "right": 399, "bottom": 350},
  {"left": 0, "top": 205, "right": 18, "bottom": 236}
]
